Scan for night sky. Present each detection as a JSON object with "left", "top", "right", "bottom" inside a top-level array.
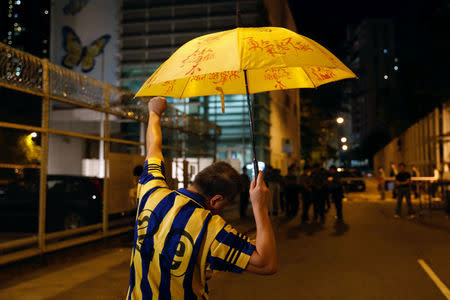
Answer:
[{"left": 287, "top": 0, "right": 439, "bottom": 55}]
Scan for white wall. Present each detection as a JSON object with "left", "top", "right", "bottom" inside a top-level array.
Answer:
[{"left": 48, "top": 134, "right": 84, "bottom": 175}]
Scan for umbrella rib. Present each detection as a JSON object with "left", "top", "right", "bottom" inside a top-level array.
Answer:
[
  {"left": 178, "top": 77, "right": 191, "bottom": 99},
  {"left": 302, "top": 67, "right": 318, "bottom": 88}
]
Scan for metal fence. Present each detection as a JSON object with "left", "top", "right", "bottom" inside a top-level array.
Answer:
[{"left": 0, "top": 43, "right": 220, "bottom": 265}]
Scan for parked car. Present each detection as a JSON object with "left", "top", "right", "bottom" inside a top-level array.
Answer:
[
  {"left": 340, "top": 170, "right": 366, "bottom": 192},
  {"left": 0, "top": 175, "right": 103, "bottom": 232}
]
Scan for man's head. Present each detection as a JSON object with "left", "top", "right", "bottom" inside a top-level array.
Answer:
[
  {"left": 399, "top": 162, "right": 406, "bottom": 171},
  {"left": 378, "top": 167, "right": 384, "bottom": 172},
  {"left": 390, "top": 162, "right": 395, "bottom": 167},
  {"left": 312, "top": 163, "right": 320, "bottom": 172},
  {"left": 329, "top": 165, "right": 337, "bottom": 173},
  {"left": 192, "top": 162, "right": 242, "bottom": 214},
  {"left": 288, "top": 164, "right": 295, "bottom": 175},
  {"left": 242, "top": 166, "right": 247, "bottom": 174}
]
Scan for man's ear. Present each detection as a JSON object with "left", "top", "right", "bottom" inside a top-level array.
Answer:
[{"left": 209, "top": 195, "right": 224, "bottom": 207}]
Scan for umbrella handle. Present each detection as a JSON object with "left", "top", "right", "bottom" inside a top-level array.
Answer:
[
  {"left": 253, "top": 158, "right": 259, "bottom": 182},
  {"left": 244, "top": 69, "right": 260, "bottom": 182}
]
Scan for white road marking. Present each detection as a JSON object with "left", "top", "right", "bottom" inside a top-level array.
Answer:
[{"left": 418, "top": 259, "right": 450, "bottom": 299}]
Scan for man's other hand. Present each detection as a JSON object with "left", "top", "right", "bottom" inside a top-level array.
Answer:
[{"left": 149, "top": 97, "right": 168, "bottom": 116}]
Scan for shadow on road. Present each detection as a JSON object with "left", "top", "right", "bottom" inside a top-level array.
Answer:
[
  {"left": 331, "top": 220, "right": 350, "bottom": 236},
  {"left": 286, "top": 221, "right": 324, "bottom": 239}
]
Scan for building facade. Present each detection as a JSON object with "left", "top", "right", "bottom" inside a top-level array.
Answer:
[
  {"left": 0, "top": 0, "right": 50, "bottom": 58},
  {"left": 345, "top": 19, "right": 398, "bottom": 147}
]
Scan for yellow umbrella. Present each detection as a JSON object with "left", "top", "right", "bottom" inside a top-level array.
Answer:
[{"left": 136, "top": 27, "right": 356, "bottom": 173}]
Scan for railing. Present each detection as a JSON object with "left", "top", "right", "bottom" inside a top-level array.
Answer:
[{"left": 0, "top": 43, "right": 220, "bottom": 265}]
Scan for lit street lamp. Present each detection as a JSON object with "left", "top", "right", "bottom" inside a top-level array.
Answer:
[
  {"left": 342, "top": 144, "right": 348, "bottom": 151},
  {"left": 30, "top": 132, "right": 37, "bottom": 138},
  {"left": 336, "top": 117, "right": 344, "bottom": 124},
  {"left": 340, "top": 137, "right": 347, "bottom": 143}
]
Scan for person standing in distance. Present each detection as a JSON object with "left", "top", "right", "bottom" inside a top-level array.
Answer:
[
  {"left": 127, "top": 97, "right": 277, "bottom": 300},
  {"left": 394, "top": 162, "right": 415, "bottom": 219},
  {"left": 239, "top": 166, "right": 251, "bottom": 219},
  {"left": 328, "top": 166, "right": 344, "bottom": 222},
  {"left": 390, "top": 162, "right": 398, "bottom": 199},
  {"left": 377, "top": 167, "right": 386, "bottom": 200}
]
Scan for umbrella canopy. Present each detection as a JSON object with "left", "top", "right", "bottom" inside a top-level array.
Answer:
[
  {"left": 136, "top": 27, "right": 356, "bottom": 98},
  {"left": 136, "top": 27, "right": 356, "bottom": 175}
]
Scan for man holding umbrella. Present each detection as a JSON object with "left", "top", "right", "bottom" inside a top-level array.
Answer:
[
  {"left": 130, "top": 26, "right": 356, "bottom": 299},
  {"left": 127, "top": 97, "right": 277, "bottom": 300}
]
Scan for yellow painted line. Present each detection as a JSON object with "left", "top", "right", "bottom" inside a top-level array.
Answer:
[{"left": 418, "top": 259, "right": 450, "bottom": 299}]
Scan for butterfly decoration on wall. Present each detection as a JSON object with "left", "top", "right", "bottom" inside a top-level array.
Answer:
[
  {"left": 63, "top": 0, "right": 89, "bottom": 16},
  {"left": 61, "top": 26, "right": 111, "bottom": 73}
]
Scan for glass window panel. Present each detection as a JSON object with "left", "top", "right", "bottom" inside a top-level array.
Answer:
[
  {"left": 110, "top": 115, "right": 143, "bottom": 144},
  {"left": 0, "top": 127, "right": 40, "bottom": 240},
  {"left": 0, "top": 88, "right": 42, "bottom": 127}
]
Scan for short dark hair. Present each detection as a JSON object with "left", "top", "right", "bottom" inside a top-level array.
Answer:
[
  {"left": 193, "top": 162, "right": 242, "bottom": 201},
  {"left": 329, "top": 165, "right": 337, "bottom": 171},
  {"left": 399, "top": 162, "right": 406, "bottom": 167}
]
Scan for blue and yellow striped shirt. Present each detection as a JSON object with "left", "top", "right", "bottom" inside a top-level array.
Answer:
[{"left": 127, "top": 158, "right": 256, "bottom": 300}]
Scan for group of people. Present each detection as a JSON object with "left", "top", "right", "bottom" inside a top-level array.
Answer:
[{"left": 240, "top": 163, "right": 345, "bottom": 224}]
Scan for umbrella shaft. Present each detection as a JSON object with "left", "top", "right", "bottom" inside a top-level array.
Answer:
[{"left": 244, "top": 70, "right": 259, "bottom": 178}]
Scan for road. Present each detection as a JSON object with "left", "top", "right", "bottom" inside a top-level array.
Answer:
[
  {"left": 0, "top": 196, "right": 449, "bottom": 299},
  {"left": 209, "top": 200, "right": 450, "bottom": 299}
]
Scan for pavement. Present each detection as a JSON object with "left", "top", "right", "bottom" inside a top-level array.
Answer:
[{"left": 0, "top": 187, "right": 449, "bottom": 300}]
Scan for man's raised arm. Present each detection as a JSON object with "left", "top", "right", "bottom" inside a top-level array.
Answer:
[
  {"left": 246, "top": 171, "right": 277, "bottom": 275},
  {"left": 146, "top": 97, "right": 168, "bottom": 161}
]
